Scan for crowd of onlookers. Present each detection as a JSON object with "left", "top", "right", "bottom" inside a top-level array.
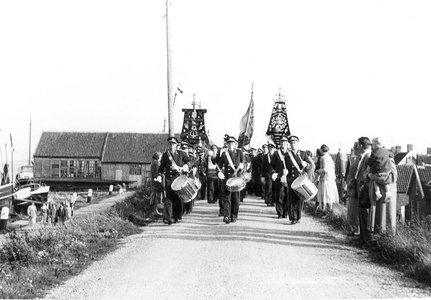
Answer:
[{"left": 27, "top": 193, "right": 77, "bottom": 228}]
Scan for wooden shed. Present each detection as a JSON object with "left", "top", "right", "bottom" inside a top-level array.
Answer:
[{"left": 33, "top": 132, "right": 174, "bottom": 191}]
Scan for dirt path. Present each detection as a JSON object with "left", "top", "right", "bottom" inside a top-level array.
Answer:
[{"left": 43, "top": 196, "right": 431, "bottom": 300}]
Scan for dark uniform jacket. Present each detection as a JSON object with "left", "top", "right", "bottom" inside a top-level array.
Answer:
[
  {"left": 217, "top": 149, "right": 244, "bottom": 179},
  {"left": 261, "top": 152, "right": 274, "bottom": 177},
  {"left": 158, "top": 150, "right": 191, "bottom": 180},
  {"left": 271, "top": 149, "right": 314, "bottom": 180}
]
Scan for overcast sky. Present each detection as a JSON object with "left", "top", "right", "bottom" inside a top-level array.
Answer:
[{"left": 1, "top": 0, "right": 431, "bottom": 173}]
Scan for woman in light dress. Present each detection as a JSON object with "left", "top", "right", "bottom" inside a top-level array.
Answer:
[{"left": 315, "top": 144, "right": 339, "bottom": 214}]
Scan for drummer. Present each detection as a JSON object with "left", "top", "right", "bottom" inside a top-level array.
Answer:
[
  {"left": 270, "top": 136, "right": 291, "bottom": 219},
  {"left": 157, "top": 136, "right": 191, "bottom": 225},
  {"left": 285, "top": 135, "right": 315, "bottom": 224},
  {"left": 217, "top": 136, "right": 244, "bottom": 224}
]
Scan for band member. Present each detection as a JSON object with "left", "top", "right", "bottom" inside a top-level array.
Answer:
[
  {"left": 242, "top": 148, "right": 251, "bottom": 201},
  {"left": 271, "top": 136, "right": 291, "bottom": 219},
  {"left": 285, "top": 135, "right": 315, "bottom": 224},
  {"left": 261, "top": 143, "right": 276, "bottom": 206},
  {"left": 206, "top": 144, "right": 220, "bottom": 204},
  {"left": 217, "top": 136, "right": 244, "bottom": 224},
  {"left": 196, "top": 147, "right": 207, "bottom": 201},
  {"left": 157, "top": 136, "right": 191, "bottom": 225}
]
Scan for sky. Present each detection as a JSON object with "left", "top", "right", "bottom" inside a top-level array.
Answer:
[{"left": 1, "top": 0, "right": 431, "bottom": 175}]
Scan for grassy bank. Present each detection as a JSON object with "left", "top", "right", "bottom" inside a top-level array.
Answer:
[
  {"left": 304, "top": 201, "right": 431, "bottom": 286},
  {"left": 0, "top": 184, "right": 153, "bottom": 299}
]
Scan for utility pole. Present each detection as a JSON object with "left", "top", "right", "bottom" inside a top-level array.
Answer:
[
  {"left": 29, "top": 118, "right": 32, "bottom": 165},
  {"left": 166, "top": 0, "right": 175, "bottom": 137}
]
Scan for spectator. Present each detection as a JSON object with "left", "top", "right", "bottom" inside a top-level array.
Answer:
[
  {"left": 57, "top": 202, "right": 66, "bottom": 224},
  {"left": 27, "top": 202, "right": 37, "bottom": 228},
  {"left": 40, "top": 202, "right": 48, "bottom": 225},
  {"left": 71, "top": 192, "right": 77, "bottom": 216},
  {"left": 345, "top": 141, "right": 360, "bottom": 236},
  {"left": 315, "top": 144, "right": 339, "bottom": 215}
]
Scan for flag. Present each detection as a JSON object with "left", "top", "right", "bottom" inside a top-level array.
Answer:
[
  {"left": 173, "top": 81, "right": 183, "bottom": 106},
  {"left": 238, "top": 84, "right": 255, "bottom": 148}
]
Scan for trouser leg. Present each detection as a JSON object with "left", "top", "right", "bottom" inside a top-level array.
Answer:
[{"left": 231, "top": 191, "right": 240, "bottom": 219}]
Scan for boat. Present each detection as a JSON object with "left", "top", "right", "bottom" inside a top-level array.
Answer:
[
  {"left": 16, "top": 165, "right": 34, "bottom": 185},
  {"left": 0, "top": 182, "right": 14, "bottom": 209}
]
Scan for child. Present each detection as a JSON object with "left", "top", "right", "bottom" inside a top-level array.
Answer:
[{"left": 367, "top": 137, "right": 393, "bottom": 202}]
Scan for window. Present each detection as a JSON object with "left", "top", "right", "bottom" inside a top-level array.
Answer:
[
  {"left": 78, "top": 161, "right": 85, "bottom": 177},
  {"left": 143, "top": 164, "right": 151, "bottom": 179},
  {"left": 95, "top": 161, "right": 101, "bottom": 178},
  {"left": 69, "top": 161, "right": 77, "bottom": 177},
  {"left": 130, "top": 164, "right": 142, "bottom": 175},
  {"left": 51, "top": 160, "right": 60, "bottom": 177},
  {"left": 60, "top": 160, "right": 68, "bottom": 177},
  {"left": 87, "top": 161, "right": 95, "bottom": 178}
]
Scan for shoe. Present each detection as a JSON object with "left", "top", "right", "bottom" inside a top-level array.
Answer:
[
  {"left": 291, "top": 220, "right": 297, "bottom": 225},
  {"left": 347, "top": 232, "right": 360, "bottom": 237},
  {"left": 172, "top": 219, "right": 178, "bottom": 224},
  {"left": 277, "top": 216, "right": 281, "bottom": 219},
  {"left": 223, "top": 217, "right": 230, "bottom": 224},
  {"left": 231, "top": 218, "right": 236, "bottom": 223},
  {"left": 218, "top": 213, "right": 223, "bottom": 217},
  {"left": 163, "top": 219, "right": 172, "bottom": 225}
]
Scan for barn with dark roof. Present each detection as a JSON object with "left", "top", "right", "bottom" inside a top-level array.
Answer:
[{"left": 33, "top": 132, "right": 176, "bottom": 190}]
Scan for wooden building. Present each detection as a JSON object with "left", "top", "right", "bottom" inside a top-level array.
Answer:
[{"left": 33, "top": 132, "right": 174, "bottom": 191}]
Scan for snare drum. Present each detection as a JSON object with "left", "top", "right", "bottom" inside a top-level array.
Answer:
[
  {"left": 291, "top": 174, "right": 318, "bottom": 201},
  {"left": 226, "top": 176, "right": 246, "bottom": 192},
  {"left": 171, "top": 175, "right": 199, "bottom": 203}
]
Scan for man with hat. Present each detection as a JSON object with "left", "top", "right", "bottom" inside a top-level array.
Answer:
[
  {"left": 157, "top": 136, "right": 191, "bottom": 225},
  {"left": 286, "top": 135, "right": 314, "bottom": 224},
  {"left": 261, "top": 142, "right": 276, "bottom": 206},
  {"left": 217, "top": 136, "right": 244, "bottom": 223},
  {"left": 347, "top": 136, "right": 372, "bottom": 241},
  {"left": 271, "top": 135, "right": 315, "bottom": 224},
  {"left": 271, "top": 136, "right": 292, "bottom": 219}
]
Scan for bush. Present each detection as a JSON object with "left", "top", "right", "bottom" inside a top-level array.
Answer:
[{"left": 111, "top": 183, "right": 154, "bottom": 226}]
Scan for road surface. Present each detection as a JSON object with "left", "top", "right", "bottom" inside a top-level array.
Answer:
[{"left": 43, "top": 196, "right": 431, "bottom": 300}]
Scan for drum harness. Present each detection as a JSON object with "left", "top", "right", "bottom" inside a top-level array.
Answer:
[
  {"left": 225, "top": 150, "right": 241, "bottom": 177},
  {"left": 277, "top": 150, "right": 306, "bottom": 180}
]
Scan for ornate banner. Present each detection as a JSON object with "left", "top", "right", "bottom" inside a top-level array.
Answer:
[
  {"left": 180, "top": 108, "right": 208, "bottom": 145},
  {"left": 265, "top": 91, "right": 290, "bottom": 146}
]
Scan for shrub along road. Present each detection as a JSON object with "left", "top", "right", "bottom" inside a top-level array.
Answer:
[{"left": 43, "top": 197, "right": 431, "bottom": 300}]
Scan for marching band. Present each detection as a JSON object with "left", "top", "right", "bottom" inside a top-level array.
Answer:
[{"left": 156, "top": 134, "right": 316, "bottom": 225}]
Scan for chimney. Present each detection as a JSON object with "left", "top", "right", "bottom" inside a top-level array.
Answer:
[
  {"left": 407, "top": 144, "right": 413, "bottom": 152},
  {"left": 396, "top": 145, "right": 401, "bottom": 154},
  {"left": 427, "top": 147, "right": 431, "bottom": 155}
]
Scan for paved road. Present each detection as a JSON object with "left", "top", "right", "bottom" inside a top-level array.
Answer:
[{"left": 43, "top": 196, "right": 431, "bottom": 300}]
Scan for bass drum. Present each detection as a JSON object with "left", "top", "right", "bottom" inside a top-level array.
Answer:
[
  {"left": 291, "top": 174, "right": 317, "bottom": 201},
  {"left": 226, "top": 176, "right": 246, "bottom": 192},
  {"left": 171, "top": 175, "right": 199, "bottom": 203}
]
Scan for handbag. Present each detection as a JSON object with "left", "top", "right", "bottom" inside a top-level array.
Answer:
[{"left": 358, "top": 182, "right": 371, "bottom": 209}]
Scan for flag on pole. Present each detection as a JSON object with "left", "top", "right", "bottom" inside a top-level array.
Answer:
[
  {"left": 238, "top": 83, "right": 255, "bottom": 148},
  {"left": 9, "top": 133, "right": 13, "bottom": 149}
]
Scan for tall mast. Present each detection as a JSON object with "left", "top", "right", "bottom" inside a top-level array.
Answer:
[
  {"left": 29, "top": 118, "right": 32, "bottom": 165},
  {"left": 166, "top": 0, "right": 175, "bottom": 137}
]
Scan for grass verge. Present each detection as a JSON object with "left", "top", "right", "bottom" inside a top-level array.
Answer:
[
  {"left": 0, "top": 184, "right": 153, "bottom": 299},
  {"left": 304, "top": 201, "right": 431, "bottom": 286}
]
